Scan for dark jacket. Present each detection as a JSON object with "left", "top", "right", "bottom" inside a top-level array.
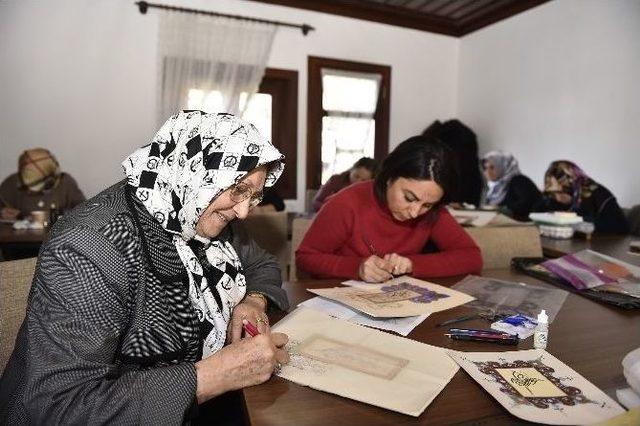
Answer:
[
  {"left": 499, "top": 174, "right": 543, "bottom": 222},
  {"left": 536, "top": 185, "right": 629, "bottom": 234},
  {"left": 0, "top": 180, "right": 288, "bottom": 425}
]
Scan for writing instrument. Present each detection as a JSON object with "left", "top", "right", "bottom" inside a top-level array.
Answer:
[
  {"left": 445, "top": 333, "right": 519, "bottom": 345},
  {"left": 242, "top": 319, "right": 260, "bottom": 337},
  {"left": 448, "top": 327, "right": 512, "bottom": 336},
  {"left": 436, "top": 314, "right": 479, "bottom": 327}
]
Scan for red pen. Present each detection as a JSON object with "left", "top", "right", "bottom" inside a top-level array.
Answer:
[{"left": 242, "top": 319, "right": 260, "bottom": 337}]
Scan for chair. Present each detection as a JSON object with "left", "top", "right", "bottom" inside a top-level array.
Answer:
[
  {"left": 305, "top": 189, "right": 319, "bottom": 213},
  {"left": 289, "top": 217, "right": 314, "bottom": 281},
  {"left": 242, "top": 211, "right": 289, "bottom": 279},
  {"left": 465, "top": 225, "right": 542, "bottom": 269},
  {"left": 1, "top": 257, "right": 37, "bottom": 371}
]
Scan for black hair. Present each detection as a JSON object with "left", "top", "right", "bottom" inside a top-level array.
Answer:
[
  {"left": 374, "top": 135, "right": 459, "bottom": 211},
  {"left": 351, "top": 157, "right": 379, "bottom": 177}
]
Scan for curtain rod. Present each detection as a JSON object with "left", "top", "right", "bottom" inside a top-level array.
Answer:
[{"left": 135, "top": 1, "right": 315, "bottom": 35}]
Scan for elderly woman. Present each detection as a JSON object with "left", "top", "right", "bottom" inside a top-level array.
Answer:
[
  {"left": 538, "top": 160, "right": 629, "bottom": 234},
  {"left": 481, "top": 151, "right": 542, "bottom": 221},
  {"left": 0, "top": 111, "right": 290, "bottom": 424},
  {"left": 297, "top": 135, "right": 482, "bottom": 283},
  {"left": 0, "top": 148, "right": 85, "bottom": 220}
]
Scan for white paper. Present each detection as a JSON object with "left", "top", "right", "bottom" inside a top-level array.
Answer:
[
  {"left": 448, "top": 349, "right": 625, "bottom": 425},
  {"left": 299, "top": 296, "right": 428, "bottom": 336},
  {"left": 273, "top": 308, "right": 459, "bottom": 417}
]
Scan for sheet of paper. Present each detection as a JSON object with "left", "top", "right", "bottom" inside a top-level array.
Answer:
[
  {"left": 273, "top": 307, "right": 459, "bottom": 417},
  {"left": 299, "top": 296, "right": 428, "bottom": 336},
  {"left": 452, "top": 275, "right": 568, "bottom": 322},
  {"left": 309, "top": 276, "right": 475, "bottom": 318},
  {"left": 448, "top": 349, "right": 625, "bottom": 425}
]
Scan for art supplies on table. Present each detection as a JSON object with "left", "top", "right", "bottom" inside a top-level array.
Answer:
[
  {"left": 447, "top": 349, "right": 625, "bottom": 425},
  {"left": 451, "top": 275, "right": 568, "bottom": 322},
  {"left": 618, "top": 347, "right": 640, "bottom": 409},
  {"left": 272, "top": 307, "right": 459, "bottom": 417},
  {"left": 542, "top": 250, "right": 640, "bottom": 296},
  {"left": 445, "top": 328, "right": 519, "bottom": 345},
  {"left": 448, "top": 207, "right": 522, "bottom": 227},
  {"left": 299, "top": 296, "right": 429, "bottom": 336},
  {"left": 308, "top": 276, "right": 475, "bottom": 318},
  {"left": 513, "top": 257, "right": 640, "bottom": 309},
  {"left": 491, "top": 313, "right": 538, "bottom": 339},
  {"left": 630, "top": 241, "right": 640, "bottom": 256}
]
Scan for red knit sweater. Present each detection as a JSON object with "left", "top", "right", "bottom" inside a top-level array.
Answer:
[{"left": 296, "top": 181, "right": 483, "bottom": 280}]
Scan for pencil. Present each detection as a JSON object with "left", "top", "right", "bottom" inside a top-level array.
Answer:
[{"left": 242, "top": 319, "right": 260, "bottom": 337}]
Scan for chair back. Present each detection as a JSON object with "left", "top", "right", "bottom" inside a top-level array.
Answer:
[
  {"left": 1, "top": 257, "right": 37, "bottom": 371},
  {"left": 290, "top": 217, "right": 314, "bottom": 281},
  {"left": 242, "top": 211, "right": 289, "bottom": 279},
  {"left": 465, "top": 225, "right": 542, "bottom": 269},
  {"left": 305, "top": 189, "right": 318, "bottom": 213}
]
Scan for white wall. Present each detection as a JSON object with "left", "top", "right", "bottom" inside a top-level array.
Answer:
[
  {"left": 458, "top": 0, "right": 640, "bottom": 207},
  {"left": 0, "top": 0, "right": 458, "bottom": 210}
]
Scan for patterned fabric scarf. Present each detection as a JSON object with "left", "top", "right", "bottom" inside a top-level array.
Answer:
[
  {"left": 122, "top": 110, "right": 284, "bottom": 357},
  {"left": 481, "top": 151, "right": 521, "bottom": 205},
  {"left": 544, "top": 160, "right": 599, "bottom": 210}
]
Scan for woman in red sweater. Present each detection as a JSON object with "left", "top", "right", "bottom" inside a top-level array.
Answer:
[{"left": 296, "top": 135, "right": 482, "bottom": 282}]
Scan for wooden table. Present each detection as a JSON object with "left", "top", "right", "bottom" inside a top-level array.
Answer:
[
  {"left": 0, "top": 223, "right": 47, "bottom": 260},
  {"left": 542, "top": 234, "right": 640, "bottom": 265},
  {"left": 242, "top": 270, "right": 640, "bottom": 425}
]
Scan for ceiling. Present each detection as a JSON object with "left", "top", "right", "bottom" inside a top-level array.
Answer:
[{"left": 247, "top": 0, "right": 552, "bottom": 37}]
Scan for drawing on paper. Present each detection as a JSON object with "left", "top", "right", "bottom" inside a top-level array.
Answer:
[
  {"left": 355, "top": 288, "right": 421, "bottom": 304},
  {"left": 380, "top": 282, "right": 451, "bottom": 304},
  {"left": 295, "top": 334, "right": 409, "bottom": 380},
  {"left": 473, "top": 358, "right": 590, "bottom": 409}
]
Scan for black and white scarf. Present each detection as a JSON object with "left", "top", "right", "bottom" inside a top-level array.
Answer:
[{"left": 122, "top": 110, "right": 284, "bottom": 357}]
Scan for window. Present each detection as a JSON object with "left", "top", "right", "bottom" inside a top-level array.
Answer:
[
  {"left": 186, "top": 68, "right": 298, "bottom": 198},
  {"left": 307, "top": 57, "right": 390, "bottom": 189}
]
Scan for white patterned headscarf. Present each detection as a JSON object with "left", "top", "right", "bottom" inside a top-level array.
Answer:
[
  {"left": 481, "top": 151, "right": 521, "bottom": 206},
  {"left": 122, "top": 110, "right": 284, "bottom": 357}
]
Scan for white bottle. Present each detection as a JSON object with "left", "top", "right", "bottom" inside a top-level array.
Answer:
[{"left": 534, "top": 309, "right": 549, "bottom": 349}]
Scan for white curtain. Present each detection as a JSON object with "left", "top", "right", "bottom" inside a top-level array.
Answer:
[{"left": 157, "top": 12, "right": 277, "bottom": 124}]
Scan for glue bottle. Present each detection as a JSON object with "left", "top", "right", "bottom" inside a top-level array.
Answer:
[{"left": 534, "top": 309, "right": 548, "bottom": 349}]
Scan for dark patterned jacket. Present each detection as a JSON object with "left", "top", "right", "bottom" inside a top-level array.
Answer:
[{"left": 0, "top": 180, "right": 288, "bottom": 425}]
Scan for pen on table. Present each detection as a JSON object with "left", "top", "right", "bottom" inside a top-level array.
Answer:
[
  {"left": 242, "top": 319, "right": 260, "bottom": 337},
  {"left": 444, "top": 333, "right": 519, "bottom": 345},
  {"left": 436, "top": 314, "right": 479, "bottom": 327}
]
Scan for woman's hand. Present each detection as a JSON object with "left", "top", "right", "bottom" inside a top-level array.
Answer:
[
  {"left": 228, "top": 296, "right": 269, "bottom": 343},
  {"left": 0, "top": 207, "right": 20, "bottom": 220},
  {"left": 383, "top": 253, "right": 413, "bottom": 276},
  {"left": 195, "top": 332, "right": 289, "bottom": 404},
  {"left": 358, "top": 255, "right": 393, "bottom": 283}
]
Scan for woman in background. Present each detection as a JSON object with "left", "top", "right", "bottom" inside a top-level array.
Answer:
[
  {"left": 312, "top": 157, "right": 378, "bottom": 212},
  {"left": 297, "top": 136, "right": 482, "bottom": 283},
  {"left": 0, "top": 148, "right": 85, "bottom": 220},
  {"left": 481, "top": 151, "right": 542, "bottom": 221},
  {"left": 539, "top": 160, "right": 628, "bottom": 233}
]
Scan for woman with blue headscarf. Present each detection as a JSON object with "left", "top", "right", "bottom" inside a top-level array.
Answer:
[
  {"left": 0, "top": 111, "right": 290, "bottom": 424},
  {"left": 481, "top": 151, "right": 542, "bottom": 221}
]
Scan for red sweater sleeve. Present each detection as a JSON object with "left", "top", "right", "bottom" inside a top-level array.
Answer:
[
  {"left": 296, "top": 197, "right": 363, "bottom": 279},
  {"left": 407, "top": 209, "right": 483, "bottom": 279}
]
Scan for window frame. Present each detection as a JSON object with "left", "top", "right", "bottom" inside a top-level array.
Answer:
[
  {"left": 306, "top": 56, "right": 391, "bottom": 190},
  {"left": 257, "top": 68, "right": 298, "bottom": 199}
]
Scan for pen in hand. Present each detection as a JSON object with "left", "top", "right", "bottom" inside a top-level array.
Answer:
[{"left": 242, "top": 319, "right": 260, "bottom": 337}]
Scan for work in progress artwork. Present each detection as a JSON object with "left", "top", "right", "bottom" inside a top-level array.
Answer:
[
  {"left": 448, "top": 349, "right": 625, "bottom": 425},
  {"left": 308, "top": 276, "right": 475, "bottom": 318},
  {"left": 272, "top": 307, "right": 459, "bottom": 417}
]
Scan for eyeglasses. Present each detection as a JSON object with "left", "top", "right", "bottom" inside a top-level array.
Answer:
[{"left": 229, "top": 182, "right": 264, "bottom": 207}]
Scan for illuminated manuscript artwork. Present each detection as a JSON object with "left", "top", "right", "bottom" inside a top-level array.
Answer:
[
  {"left": 308, "top": 276, "right": 475, "bottom": 318},
  {"left": 448, "top": 349, "right": 625, "bottom": 424},
  {"left": 272, "top": 307, "right": 459, "bottom": 416}
]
